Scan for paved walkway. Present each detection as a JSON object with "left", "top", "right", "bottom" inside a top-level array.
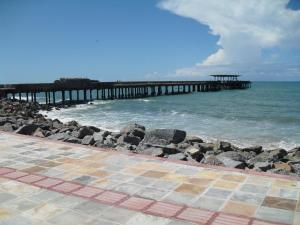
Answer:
[{"left": 0, "top": 132, "right": 299, "bottom": 225}]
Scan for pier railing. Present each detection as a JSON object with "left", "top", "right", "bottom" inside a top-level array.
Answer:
[{"left": 0, "top": 79, "right": 251, "bottom": 105}]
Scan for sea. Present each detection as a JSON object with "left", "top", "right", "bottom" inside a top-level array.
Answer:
[{"left": 41, "top": 82, "right": 300, "bottom": 150}]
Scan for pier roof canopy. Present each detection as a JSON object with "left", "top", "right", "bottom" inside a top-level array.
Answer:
[{"left": 210, "top": 74, "right": 240, "bottom": 81}]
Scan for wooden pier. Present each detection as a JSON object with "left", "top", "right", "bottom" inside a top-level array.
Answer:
[{"left": 0, "top": 75, "right": 251, "bottom": 105}]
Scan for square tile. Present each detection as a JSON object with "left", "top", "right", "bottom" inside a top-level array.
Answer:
[
  {"left": 240, "top": 184, "right": 269, "bottom": 194},
  {"left": 3, "top": 171, "right": 28, "bottom": 179},
  {"left": 17, "top": 174, "right": 45, "bottom": 184},
  {"left": 146, "top": 202, "right": 183, "bottom": 217},
  {"left": 22, "top": 166, "right": 46, "bottom": 173},
  {"left": 212, "top": 213, "right": 250, "bottom": 225},
  {"left": 119, "top": 196, "right": 154, "bottom": 210},
  {"left": 222, "top": 201, "right": 257, "bottom": 217},
  {"left": 34, "top": 178, "right": 64, "bottom": 188},
  {"left": 255, "top": 206, "right": 294, "bottom": 224},
  {"left": 162, "top": 191, "right": 196, "bottom": 205},
  {"left": 176, "top": 207, "right": 214, "bottom": 224},
  {"left": 142, "top": 170, "right": 168, "bottom": 178},
  {"left": 213, "top": 180, "right": 239, "bottom": 190},
  {"left": 94, "top": 191, "right": 127, "bottom": 204},
  {"left": 72, "top": 175, "right": 96, "bottom": 185},
  {"left": 0, "top": 167, "right": 15, "bottom": 175},
  {"left": 136, "top": 187, "right": 169, "bottom": 200},
  {"left": 221, "top": 174, "right": 246, "bottom": 182},
  {"left": 262, "top": 196, "right": 297, "bottom": 211},
  {"left": 72, "top": 186, "right": 104, "bottom": 198},
  {"left": 51, "top": 182, "right": 83, "bottom": 193},
  {"left": 231, "top": 191, "right": 264, "bottom": 205},
  {"left": 204, "top": 188, "right": 232, "bottom": 200},
  {"left": 47, "top": 210, "right": 89, "bottom": 225},
  {"left": 175, "top": 183, "right": 205, "bottom": 195},
  {"left": 125, "top": 213, "right": 171, "bottom": 225},
  {"left": 192, "top": 196, "right": 225, "bottom": 211}
]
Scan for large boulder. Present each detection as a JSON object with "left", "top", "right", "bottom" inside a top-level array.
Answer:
[
  {"left": 242, "top": 146, "right": 263, "bottom": 154},
  {"left": 121, "top": 123, "right": 145, "bottom": 139},
  {"left": 48, "top": 132, "right": 71, "bottom": 141},
  {"left": 81, "top": 135, "right": 95, "bottom": 145},
  {"left": 93, "top": 133, "right": 105, "bottom": 143},
  {"left": 248, "top": 148, "right": 287, "bottom": 165},
  {"left": 253, "top": 162, "right": 273, "bottom": 171},
  {"left": 216, "top": 156, "right": 246, "bottom": 169},
  {"left": 214, "top": 141, "right": 233, "bottom": 151},
  {"left": 15, "top": 124, "right": 38, "bottom": 135},
  {"left": 74, "top": 126, "right": 94, "bottom": 139},
  {"left": 0, "top": 123, "right": 15, "bottom": 132},
  {"left": 167, "top": 153, "right": 187, "bottom": 161},
  {"left": 185, "top": 135, "right": 203, "bottom": 144},
  {"left": 217, "top": 151, "right": 246, "bottom": 162},
  {"left": 141, "top": 129, "right": 186, "bottom": 146},
  {"left": 117, "top": 134, "right": 141, "bottom": 146},
  {"left": 198, "top": 143, "right": 215, "bottom": 152},
  {"left": 203, "top": 155, "right": 224, "bottom": 166}
]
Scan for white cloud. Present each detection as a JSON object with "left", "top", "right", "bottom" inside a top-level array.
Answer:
[{"left": 158, "top": 0, "right": 300, "bottom": 78}]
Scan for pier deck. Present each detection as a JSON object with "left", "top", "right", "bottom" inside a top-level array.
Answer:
[
  {"left": 0, "top": 132, "right": 298, "bottom": 225},
  {"left": 0, "top": 78, "right": 251, "bottom": 105}
]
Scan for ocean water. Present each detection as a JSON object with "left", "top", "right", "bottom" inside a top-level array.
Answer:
[{"left": 42, "top": 82, "right": 300, "bottom": 150}]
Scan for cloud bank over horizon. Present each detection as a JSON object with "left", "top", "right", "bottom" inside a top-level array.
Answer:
[{"left": 158, "top": 0, "right": 300, "bottom": 79}]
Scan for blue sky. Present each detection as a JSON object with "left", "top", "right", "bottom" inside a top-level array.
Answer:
[{"left": 0, "top": 0, "right": 300, "bottom": 83}]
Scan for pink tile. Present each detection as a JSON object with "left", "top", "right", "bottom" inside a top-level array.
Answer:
[
  {"left": 0, "top": 167, "right": 15, "bottom": 175},
  {"left": 3, "top": 171, "right": 28, "bottom": 179},
  {"left": 176, "top": 207, "right": 214, "bottom": 224},
  {"left": 33, "top": 178, "right": 64, "bottom": 188},
  {"left": 17, "top": 174, "right": 45, "bottom": 184},
  {"left": 119, "top": 197, "right": 154, "bottom": 211},
  {"left": 146, "top": 202, "right": 183, "bottom": 218},
  {"left": 211, "top": 213, "right": 250, "bottom": 225},
  {"left": 72, "top": 186, "right": 104, "bottom": 198},
  {"left": 252, "top": 220, "right": 283, "bottom": 225},
  {"left": 51, "top": 182, "right": 83, "bottom": 193},
  {"left": 94, "top": 191, "right": 127, "bottom": 204}
]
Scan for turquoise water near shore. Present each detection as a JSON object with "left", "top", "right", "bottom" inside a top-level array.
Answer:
[{"left": 43, "top": 82, "right": 300, "bottom": 150}]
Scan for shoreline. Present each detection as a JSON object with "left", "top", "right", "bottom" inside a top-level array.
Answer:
[{"left": 1, "top": 98, "right": 300, "bottom": 177}]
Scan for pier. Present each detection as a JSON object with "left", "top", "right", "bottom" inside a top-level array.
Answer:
[{"left": 0, "top": 75, "right": 251, "bottom": 105}]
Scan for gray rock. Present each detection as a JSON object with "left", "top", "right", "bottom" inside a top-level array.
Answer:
[
  {"left": 249, "top": 148, "right": 287, "bottom": 164},
  {"left": 141, "top": 147, "right": 164, "bottom": 157},
  {"left": 117, "top": 134, "right": 141, "bottom": 146},
  {"left": 48, "top": 133, "right": 71, "bottom": 141},
  {"left": 203, "top": 155, "right": 224, "bottom": 166},
  {"left": 93, "top": 133, "right": 105, "bottom": 143},
  {"left": 217, "top": 151, "right": 245, "bottom": 162},
  {"left": 167, "top": 153, "right": 187, "bottom": 161},
  {"left": 88, "top": 126, "right": 100, "bottom": 132},
  {"left": 185, "top": 147, "right": 204, "bottom": 162},
  {"left": 198, "top": 143, "right": 214, "bottom": 152},
  {"left": 121, "top": 123, "right": 145, "bottom": 133},
  {"left": 216, "top": 156, "right": 246, "bottom": 169},
  {"left": 81, "top": 135, "right": 95, "bottom": 145},
  {"left": 177, "top": 142, "right": 192, "bottom": 150},
  {"left": 142, "top": 129, "right": 186, "bottom": 146},
  {"left": 32, "top": 128, "right": 45, "bottom": 138},
  {"left": 214, "top": 141, "right": 232, "bottom": 151},
  {"left": 52, "top": 119, "right": 63, "bottom": 129},
  {"left": 253, "top": 162, "right": 273, "bottom": 171},
  {"left": 65, "top": 137, "right": 81, "bottom": 144},
  {"left": 185, "top": 135, "right": 203, "bottom": 144},
  {"left": 291, "top": 163, "right": 300, "bottom": 175},
  {"left": 0, "top": 117, "right": 8, "bottom": 126},
  {"left": 0, "top": 123, "right": 14, "bottom": 132},
  {"left": 15, "top": 124, "right": 38, "bottom": 135},
  {"left": 76, "top": 126, "right": 94, "bottom": 139},
  {"left": 242, "top": 146, "right": 263, "bottom": 154}
]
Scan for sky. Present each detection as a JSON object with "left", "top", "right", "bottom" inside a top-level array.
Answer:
[{"left": 0, "top": 0, "right": 300, "bottom": 83}]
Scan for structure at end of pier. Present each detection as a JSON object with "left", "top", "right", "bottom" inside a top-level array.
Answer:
[{"left": 0, "top": 75, "right": 251, "bottom": 105}]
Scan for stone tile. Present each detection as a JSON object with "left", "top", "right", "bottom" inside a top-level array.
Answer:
[
  {"left": 187, "top": 177, "right": 213, "bottom": 187},
  {"left": 0, "top": 167, "right": 15, "bottom": 175},
  {"left": 175, "top": 183, "right": 205, "bottom": 195},
  {"left": 0, "top": 180, "right": 41, "bottom": 197},
  {"left": 119, "top": 196, "right": 154, "bottom": 211},
  {"left": 98, "top": 207, "right": 137, "bottom": 224},
  {"left": 212, "top": 213, "right": 250, "bottom": 225},
  {"left": 125, "top": 213, "right": 171, "bottom": 225},
  {"left": 231, "top": 191, "right": 264, "bottom": 205},
  {"left": 213, "top": 179, "right": 240, "bottom": 190},
  {"left": 22, "top": 166, "right": 46, "bottom": 173},
  {"left": 24, "top": 203, "right": 65, "bottom": 220},
  {"left": 192, "top": 196, "right": 225, "bottom": 211},
  {"left": 0, "top": 215, "right": 35, "bottom": 225},
  {"left": 107, "top": 173, "right": 134, "bottom": 182},
  {"left": 252, "top": 220, "right": 283, "bottom": 225},
  {"left": 5, "top": 198, "right": 38, "bottom": 212},
  {"left": 162, "top": 191, "right": 197, "bottom": 205},
  {"left": 142, "top": 170, "right": 168, "bottom": 178},
  {"left": 221, "top": 174, "right": 246, "bottom": 182},
  {"left": 204, "top": 188, "right": 232, "bottom": 199},
  {"left": 279, "top": 188, "right": 299, "bottom": 200},
  {"left": 136, "top": 187, "right": 169, "bottom": 200},
  {"left": 72, "top": 186, "right": 104, "bottom": 198},
  {"left": 48, "top": 210, "right": 90, "bottom": 225},
  {"left": 150, "top": 180, "right": 180, "bottom": 191},
  {"left": 89, "top": 169, "right": 110, "bottom": 178},
  {"left": 222, "top": 201, "right": 257, "bottom": 217},
  {"left": 167, "top": 220, "right": 198, "bottom": 225},
  {"left": 146, "top": 201, "right": 183, "bottom": 217},
  {"left": 132, "top": 176, "right": 158, "bottom": 186},
  {"left": 51, "top": 182, "right": 82, "bottom": 193},
  {"left": 293, "top": 212, "right": 300, "bottom": 225},
  {"left": 73, "top": 200, "right": 109, "bottom": 216},
  {"left": 262, "top": 196, "right": 297, "bottom": 211},
  {"left": 94, "top": 191, "right": 127, "bottom": 204},
  {"left": 240, "top": 183, "right": 269, "bottom": 194},
  {"left": 256, "top": 206, "right": 294, "bottom": 224},
  {"left": 273, "top": 179, "right": 298, "bottom": 188},
  {"left": 175, "top": 167, "right": 201, "bottom": 176},
  {"left": 17, "top": 174, "right": 45, "bottom": 184},
  {"left": 33, "top": 178, "right": 64, "bottom": 188},
  {"left": 49, "top": 195, "right": 87, "bottom": 209},
  {"left": 72, "top": 175, "right": 96, "bottom": 185},
  {"left": 176, "top": 207, "right": 214, "bottom": 224},
  {"left": 114, "top": 182, "right": 143, "bottom": 195},
  {"left": 0, "top": 192, "right": 17, "bottom": 203},
  {"left": 247, "top": 176, "right": 273, "bottom": 186},
  {"left": 30, "top": 190, "right": 64, "bottom": 203}
]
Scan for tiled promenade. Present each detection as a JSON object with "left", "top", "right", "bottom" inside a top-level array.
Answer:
[{"left": 0, "top": 132, "right": 299, "bottom": 225}]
